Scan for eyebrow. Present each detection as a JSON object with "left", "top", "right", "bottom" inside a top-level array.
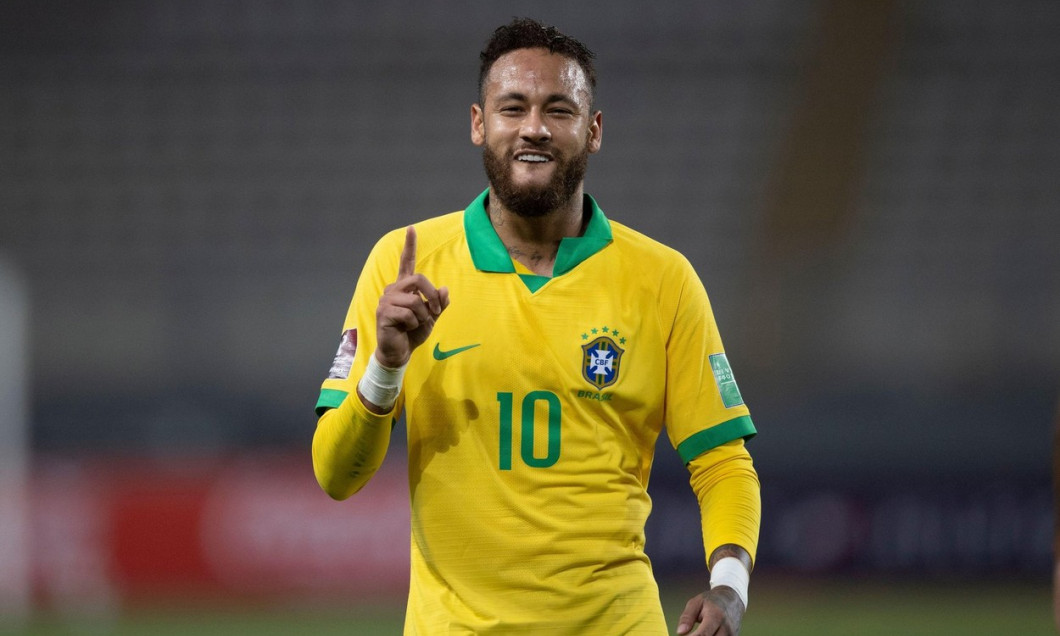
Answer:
[{"left": 495, "top": 92, "right": 579, "bottom": 107}]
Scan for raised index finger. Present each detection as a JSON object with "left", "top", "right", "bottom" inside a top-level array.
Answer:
[{"left": 398, "top": 225, "right": 417, "bottom": 280}]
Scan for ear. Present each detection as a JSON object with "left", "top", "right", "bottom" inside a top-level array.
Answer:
[
  {"left": 587, "top": 110, "right": 603, "bottom": 154},
  {"left": 470, "top": 104, "right": 485, "bottom": 146}
]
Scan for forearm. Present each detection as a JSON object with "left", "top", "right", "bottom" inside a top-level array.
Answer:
[
  {"left": 709, "top": 543, "right": 753, "bottom": 571},
  {"left": 688, "top": 440, "right": 761, "bottom": 568},
  {"left": 312, "top": 390, "right": 394, "bottom": 500},
  {"left": 676, "top": 447, "right": 759, "bottom": 636}
]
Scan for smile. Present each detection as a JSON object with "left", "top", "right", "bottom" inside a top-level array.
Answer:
[{"left": 516, "top": 154, "right": 551, "bottom": 163}]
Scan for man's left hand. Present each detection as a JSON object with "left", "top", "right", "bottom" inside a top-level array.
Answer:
[{"left": 676, "top": 586, "right": 744, "bottom": 635}]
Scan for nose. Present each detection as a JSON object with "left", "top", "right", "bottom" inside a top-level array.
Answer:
[{"left": 519, "top": 107, "right": 551, "bottom": 144}]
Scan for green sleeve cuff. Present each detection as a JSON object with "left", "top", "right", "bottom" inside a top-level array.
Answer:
[
  {"left": 315, "top": 388, "right": 349, "bottom": 417},
  {"left": 676, "top": 415, "right": 756, "bottom": 464}
]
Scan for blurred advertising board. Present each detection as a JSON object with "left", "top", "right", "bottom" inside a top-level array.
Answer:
[
  {"left": 25, "top": 451, "right": 1050, "bottom": 613},
  {"left": 30, "top": 453, "right": 410, "bottom": 609}
]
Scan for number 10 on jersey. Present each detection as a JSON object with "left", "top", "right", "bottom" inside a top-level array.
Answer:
[{"left": 497, "top": 391, "right": 561, "bottom": 469}]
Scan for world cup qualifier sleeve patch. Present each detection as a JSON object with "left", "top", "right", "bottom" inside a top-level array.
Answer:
[
  {"left": 327, "top": 328, "right": 357, "bottom": 379},
  {"left": 709, "top": 352, "right": 744, "bottom": 408}
]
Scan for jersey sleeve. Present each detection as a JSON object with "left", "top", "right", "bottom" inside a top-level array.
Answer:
[
  {"left": 687, "top": 439, "right": 761, "bottom": 566},
  {"left": 662, "top": 257, "right": 756, "bottom": 463},
  {"left": 311, "top": 230, "right": 407, "bottom": 499}
]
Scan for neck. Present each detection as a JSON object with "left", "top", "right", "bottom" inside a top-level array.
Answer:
[{"left": 487, "top": 187, "right": 587, "bottom": 276}]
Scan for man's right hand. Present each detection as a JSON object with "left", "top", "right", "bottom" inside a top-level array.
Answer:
[{"left": 374, "top": 225, "right": 449, "bottom": 368}]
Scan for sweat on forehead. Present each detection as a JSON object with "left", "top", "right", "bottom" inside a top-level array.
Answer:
[
  {"left": 477, "top": 17, "right": 597, "bottom": 103},
  {"left": 481, "top": 48, "right": 593, "bottom": 106}
]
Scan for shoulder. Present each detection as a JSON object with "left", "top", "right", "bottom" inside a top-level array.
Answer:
[
  {"left": 413, "top": 211, "right": 466, "bottom": 257},
  {"left": 605, "top": 220, "right": 709, "bottom": 319},
  {"left": 373, "top": 210, "right": 466, "bottom": 257},
  {"left": 607, "top": 219, "right": 697, "bottom": 279}
]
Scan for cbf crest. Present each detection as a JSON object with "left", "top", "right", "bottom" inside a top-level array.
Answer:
[{"left": 580, "top": 326, "right": 626, "bottom": 390}]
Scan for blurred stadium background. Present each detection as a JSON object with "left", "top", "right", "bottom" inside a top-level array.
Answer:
[{"left": 1, "top": 1, "right": 1058, "bottom": 633}]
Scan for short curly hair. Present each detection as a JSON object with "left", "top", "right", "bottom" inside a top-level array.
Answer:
[{"left": 478, "top": 17, "right": 597, "bottom": 105}]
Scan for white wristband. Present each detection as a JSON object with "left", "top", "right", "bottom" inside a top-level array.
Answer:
[
  {"left": 709, "top": 557, "right": 749, "bottom": 609},
  {"left": 357, "top": 353, "right": 407, "bottom": 410}
]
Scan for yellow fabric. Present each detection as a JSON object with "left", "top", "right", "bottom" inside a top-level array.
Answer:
[
  {"left": 687, "top": 439, "right": 761, "bottom": 566},
  {"left": 313, "top": 199, "right": 758, "bottom": 634},
  {"left": 312, "top": 390, "right": 395, "bottom": 500}
]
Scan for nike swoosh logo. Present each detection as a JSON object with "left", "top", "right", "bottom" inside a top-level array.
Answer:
[{"left": 433, "top": 343, "right": 481, "bottom": 360}]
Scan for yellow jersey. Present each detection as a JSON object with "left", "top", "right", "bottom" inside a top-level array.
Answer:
[{"left": 315, "top": 190, "right": 756, "bottom": 634}]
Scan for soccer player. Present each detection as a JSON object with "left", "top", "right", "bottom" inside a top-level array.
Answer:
[{"left": 313, "top": 18, "right": 761, "bottom": 635}]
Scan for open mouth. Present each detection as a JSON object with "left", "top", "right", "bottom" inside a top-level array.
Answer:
[{"left": 515, "top": 152, "right": 552, "bottom": 163}]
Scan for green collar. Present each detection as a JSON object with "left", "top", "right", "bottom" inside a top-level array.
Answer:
[{"left": 464, "top": 188, "right": 613, "bottom": 278}]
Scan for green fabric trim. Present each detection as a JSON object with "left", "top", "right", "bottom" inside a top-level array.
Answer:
[
  {"left": 465, "top": 189, "right": 516, "bottom": 273},
  {"left": 315, "top": 388, "right": 349, "bottom": 417},
  {"left": 553, "top": 194, "right": 612, "bottom": 276},
  {"left": 463, "top": 188, "right": 613, "bottom": 277},
  {"left": 518, "top": 274, "right": 551, "bottom": 293},
  {"left": 676, "top": 415, "right": 757, "bottom": 464}
]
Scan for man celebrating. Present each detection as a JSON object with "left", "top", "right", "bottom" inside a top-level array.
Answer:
[{"left": 313, "top": 18, "right": 760, "bottom": 635}]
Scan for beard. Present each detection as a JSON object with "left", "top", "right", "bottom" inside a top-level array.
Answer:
[{"left": 482, "top": 141, "right": 589, "bottom": 218}]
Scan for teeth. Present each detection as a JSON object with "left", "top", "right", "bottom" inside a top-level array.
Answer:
[{"left": 517, "top": 154, "right": 550, "bottom": 162}]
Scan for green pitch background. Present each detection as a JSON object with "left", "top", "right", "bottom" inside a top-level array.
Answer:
[{"left": 18, "top": 577, "right": 1052, "bottom": 635}]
